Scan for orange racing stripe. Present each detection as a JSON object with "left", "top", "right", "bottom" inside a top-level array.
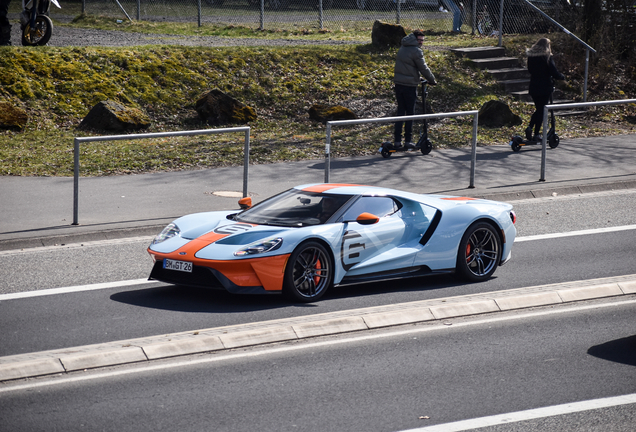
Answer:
[{"left": 302, "top": 184, "right": 363, "bottom": 193}]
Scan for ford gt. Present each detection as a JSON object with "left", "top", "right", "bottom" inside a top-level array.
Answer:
[{"left": 148, "top": 183, "right": 516, "bottom": 302}]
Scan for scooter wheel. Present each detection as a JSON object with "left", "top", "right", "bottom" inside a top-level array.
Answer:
[
  {"left": 548, "top": 134, "right": 560, "bottom": 149},
  {"left": 419, "top": 139, "right": 432, "bottom": 155},
  {"left": 381, "top": 149, "right": 391, "bottom": 158},
  {"left": 510, "top": 136, "right": 522, "bottom": 152}
]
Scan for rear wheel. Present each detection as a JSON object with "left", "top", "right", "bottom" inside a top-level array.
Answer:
[
  {"left": 419, "top": 138, "right": 433, "bottom": 155},
  {"left": 548, "top": 133, "right": 560, "bottom": 149},
  {"left": 456, "top": 222, "right": 501, "bottom": 282},
  {"left": 283, "top": 241, "right": 333, "bottom": 302}
]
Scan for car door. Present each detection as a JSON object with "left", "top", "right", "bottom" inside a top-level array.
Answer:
[{"left": 337, "top": 196, "right": 408, "bottom": 276}]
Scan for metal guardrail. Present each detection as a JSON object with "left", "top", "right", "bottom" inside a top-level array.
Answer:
[
  {"left": 72, "top": 127, "right": 250, "bottom": 226},
  {"left": 539, "top": 99, "right": 636, "bottom": 181},
  {"left": 325, "top": 110, "right": 480, "bottom": 189}
]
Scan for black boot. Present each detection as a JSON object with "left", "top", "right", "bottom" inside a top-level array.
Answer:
[{"left": 525, "top": 126, "right": 532, "bottom": 141}]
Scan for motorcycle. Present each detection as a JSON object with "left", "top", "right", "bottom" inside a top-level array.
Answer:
[{"left": 20, "top": 0, "right": 61, "bottom": 46}]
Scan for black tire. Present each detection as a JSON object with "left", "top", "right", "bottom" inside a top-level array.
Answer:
[
  {"left": 548, "top": 133, "right": 559, "bottom": 149},
  {"left": 456, "top": 221, "right": 501, "bottom": 282},
  {"left": 21, "top": 15, "right": 53, "bottom": 46},
  {"left": 510, "top": 136, "right": 521, "bottom": 152},
  {"left": 283, "top": 241, "right": 333, "bottom": 302},
  {"left": 381, "top": 148, "right": 391, "bottom": 158},
  {"left": 419, "top": 138, "right": 432, "bottom": 155}
]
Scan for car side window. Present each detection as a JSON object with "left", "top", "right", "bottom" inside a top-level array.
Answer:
[{"left": 341, "top": 196, "right": 401, "bottom": 221}]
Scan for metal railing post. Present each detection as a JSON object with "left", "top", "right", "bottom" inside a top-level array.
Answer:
[
  {"left": 72, "top": 127, "right": 250, "bottom": 225},
  {"left": 243, "top": 129, "right": 250, "bottom": 198},
  {"left": 539, "top": 98, "right": 636, "bottom": 182},
  {"left": 73, "top": 137, "right": 80, "bottom": 225},
  {"left": 469, "top": 112, "right": 478, "bottom": 189},
  {"left": 540, "top": 106, "right": 548, "bottom": 182},
  {"left": 325, "top": 123, "right": 332, "bottom": 183},
  {"left": 498, "top": 0, "right": 503, "bottom": 47},
  {"left": 325, "top": 110, "right": 478, "bottom": 186},
  {"left": 584, "top": 48, "right": 590, "bottom": 102}
]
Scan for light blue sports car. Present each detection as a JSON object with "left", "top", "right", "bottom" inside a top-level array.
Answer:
[{"left": 148, "top": 183, "right": 516, "bottom": 302}]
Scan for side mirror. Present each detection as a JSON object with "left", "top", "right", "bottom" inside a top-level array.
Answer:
[
  {"left": 238, "top": 197, "right": 252, "bottom": 210},
  {"left": 356, "top": 212, "right": 380, "bottom": 225}
]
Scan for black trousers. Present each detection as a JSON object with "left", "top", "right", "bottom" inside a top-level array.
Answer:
[
  {"left": 529, "top": 92, "right": 551, "bottom": 135},
  {"left": 0, "top": 0, "right": 11, "bottom": 45},
  {"left": 394, "top": 83, "right": 417, "bottom": 143}
]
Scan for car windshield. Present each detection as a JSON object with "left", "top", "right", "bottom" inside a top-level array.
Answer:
[{"left": 234, "top": 189, "right": 353, "bottom": 227}]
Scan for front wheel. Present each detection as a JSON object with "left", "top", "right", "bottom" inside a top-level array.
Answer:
[
  {"left": 418, "top": 138, "right": 432, "bottom": 155},
  {"left": 22, "top": 15, "right": 53, "bottom": 46},
  {"left": 283, "top": 241, "right": 333, "bottom": 302},
  {"left": 548, "top": 133, "right": 559, "bottom": 149},
  {"left": 456, "top": 222, "right": 501, "bottom": 282}
]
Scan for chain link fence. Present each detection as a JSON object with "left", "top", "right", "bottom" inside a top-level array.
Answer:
[{"left": 78, "top": 0, "right": 574, "bottom": 35}]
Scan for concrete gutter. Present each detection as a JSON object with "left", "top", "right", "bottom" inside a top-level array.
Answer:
[{"left": 1, "top": 274, "right": 635, "bottom": 382}]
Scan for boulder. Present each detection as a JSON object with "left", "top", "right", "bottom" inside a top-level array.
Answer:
[
  {"left": 0, "top": 102, "right": 28, "bottom": 131},
  {"left": 195, "top": 89, "right": 257, "bottom": 125},
  {"left": 478, "top": 100, "right": 522, "bottom": 128},
  {"left": 371, "top": 20, "right": 406, "bottom": 49},
  {"left": 79, "top": 100, "right": 151, "bottom": 132},
  {"left": 308, "top": 104, "right": 357, "bottom": 124}
]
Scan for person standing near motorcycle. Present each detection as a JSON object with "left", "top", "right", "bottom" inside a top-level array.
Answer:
[
  {"left": 526, "top": 38, "right": 565, "bottom": 141},
  {"left": 393, "top": 30, "right": 437, "bottom": 149},
  {"left": 441, "top": 0, "right": 463, "bottom": 33},
  {"left": 0, "top": 0, "right": 11, "bottom": 45}
]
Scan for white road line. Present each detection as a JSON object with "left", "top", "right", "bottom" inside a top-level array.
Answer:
[
  {"left": 396, "top": 393, "right": 636, "bottom": 432},
  {"left": 1, "top": 224, "right": 635, "bottom": 302},
  {"left": 0, "top": 279, "right": 155, "bottom": 301},
  {"left": 515, "top": 224, "right": 636, "bottom": 242}
]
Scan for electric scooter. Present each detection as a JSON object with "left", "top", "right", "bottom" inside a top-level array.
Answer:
[
  {"left": 509, "top": 93, "right": 560, "bottom": 152},
  {"left": 380, "top": 79, "right": 433, "bottom": 158}
]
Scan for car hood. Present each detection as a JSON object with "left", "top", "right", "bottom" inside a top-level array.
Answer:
[{"left": 149, "top": 210, "right": 293, "bottom": 254}]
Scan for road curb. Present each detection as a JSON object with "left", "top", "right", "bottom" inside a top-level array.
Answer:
[{"left": 2, "top": 274, "right": 635, "bottom": 383}]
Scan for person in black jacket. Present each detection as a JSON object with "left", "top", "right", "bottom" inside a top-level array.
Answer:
[{"left": 526, "top": 38, "right": 565, "bottom": 141}]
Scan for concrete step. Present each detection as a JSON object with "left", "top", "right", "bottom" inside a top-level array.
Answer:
[
  {"left": 451, "top": 46, "right": 506, "bottom": 59},
  {"left": 500, "top": 78, "right": 530, "bottom": 93},
  {"left": 471, "top": 57, "right": 522, "bottom": 70},
  {"left": 487, "top": 67, "right": 530, "bottom": 81}
]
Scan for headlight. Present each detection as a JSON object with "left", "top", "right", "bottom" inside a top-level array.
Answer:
[
  {"left": 152, "top": 223, "right": 180, "bottom": 245},
  {"left": 234, "top": 237, "right": 283, "bottom": 257}
]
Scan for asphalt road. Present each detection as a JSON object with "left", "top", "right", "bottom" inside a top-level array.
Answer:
[
  {"left": 1, "top": 298, "right": 634, "bottom": 432},
  {"left": 1, "top": 190, "right": 635, "bottom": 357}
]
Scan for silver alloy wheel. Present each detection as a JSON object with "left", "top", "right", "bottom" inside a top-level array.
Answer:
[{"left": 457, "top": 222, "right": 501, "bottom": 281}]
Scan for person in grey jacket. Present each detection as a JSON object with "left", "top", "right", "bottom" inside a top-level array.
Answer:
[{"left": 393, "top": 30, "right": 437, "bottom": 148}]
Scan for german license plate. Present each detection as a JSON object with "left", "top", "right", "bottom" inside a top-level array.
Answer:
[{"left": 163, "top": 259, "right": 193, "bottom": 273}]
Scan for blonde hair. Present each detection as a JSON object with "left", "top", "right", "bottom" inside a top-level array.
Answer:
[{"left": 527, "top": 38, "right": 552, "bottom": 58}]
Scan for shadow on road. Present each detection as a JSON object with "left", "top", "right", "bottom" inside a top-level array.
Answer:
[{"left": 588, "top": 335, "right": 636, "bottom": 367}]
